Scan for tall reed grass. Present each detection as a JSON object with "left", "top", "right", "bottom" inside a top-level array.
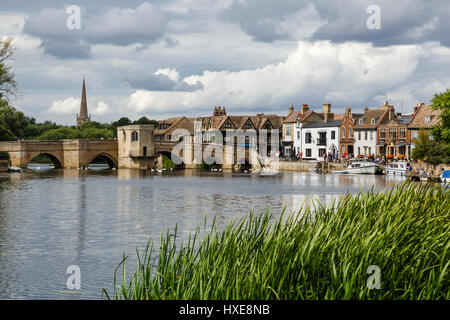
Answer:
[{"left": 102, "top": 182, "right": 449, "bottom": 300}]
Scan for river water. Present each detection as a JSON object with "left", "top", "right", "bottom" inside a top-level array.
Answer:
[{"left": 0, "top": 164, "right": 406, "bottom": 299}]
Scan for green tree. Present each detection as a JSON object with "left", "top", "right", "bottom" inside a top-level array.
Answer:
[
  {"left": 430, "top": 88, "right": 450, "bottom": 143},
  {"left": 133, "top": 116, "right": 157, "bottom": 126},
  {"left": 0, "top": 36, "right": 17, "bottom": 100}
]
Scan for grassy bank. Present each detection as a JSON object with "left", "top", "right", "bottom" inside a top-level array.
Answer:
[{"left": 103, "top": 182, "right": 449, "bottom": 300}]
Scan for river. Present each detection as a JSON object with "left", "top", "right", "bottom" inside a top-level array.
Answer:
[{"left": 0, "top": 164, "right": 406, "bottom": 299}]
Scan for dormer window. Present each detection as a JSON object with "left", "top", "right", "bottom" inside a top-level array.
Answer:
[
  {"left": 425, "top": 116, "right": 431, "bottom": 124},
  {"left": 359, "top": 118, "right": 363, "bottom": 125},
  {"left": 371, "top": 118, "right": 376, "bottom": 125}
]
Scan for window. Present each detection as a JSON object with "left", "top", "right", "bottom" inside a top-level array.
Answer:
[
  {"left": 285, "top": 125, "right": 291, "bottom": 138},
  {"left": 368, "top": 147, "right": 371, "bottom": 154},
  {"left": 306, "top": 149, "right": 312, "bottom": 157},
  {"left": 371, "top": 118, "right": 376, "bottom": 125},
  {"left": 297, "top": 131, "right": 300, "bottom": 140},
  {"left": 342, "top": 127, "right": 346, "bottom": 138},
  {"left": 358, "top": 131, "right": 361, "bottom": 140},
  {"left": 305, "top": 132, "right": 312, "bottom": 144},
  {"left": 143, "top": 146, "right": 147, "bottom": 156},
  {"left": 425, "top": 116, "right": 431, "bottom": 124},
  {"left": 331, "top": 130, "right": 335, "bottom": 139},
  {"left": 131, "top": 131, "right": 138, "bottom": 141},
  {"left": 411, "top": 130, "right": 419, "bottom": 140},
  {"left": 380, "top": 129, "right": 387, "bottom": 139},
  {"left": 245, "top": 121, "right": 253, "bottom": 129},
  {"left": 359, "top": 118, "right": 363, "bottom": 125},
  {"left": 364, "top": 131, "right": 368, "bottom": 140},
  {"left": 223, "top": 120, "right": 233, "bottom": 129},
  {"left": 318, "top": 149, "right": 326, "bottom": 157},
  {"left": 388, "top": 128, "right": 397, "bottom": 139},
  {"left": 349, "top": 127, "right": 353, "bottom": 138},
  {"left": 370, "top": 131, "right": 373, "bottom": 140},
  {"left": 399, "top": 127, "right": 406, "bottom": 139}
]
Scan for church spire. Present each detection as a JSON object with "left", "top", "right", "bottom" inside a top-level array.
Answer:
[{"left": 76, "top": 77, "right": 91, "bottom": 127}]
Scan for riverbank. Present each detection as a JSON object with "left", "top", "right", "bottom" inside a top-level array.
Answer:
[{"left": 104, "top": 182, "right": 449, "bottom": 300}]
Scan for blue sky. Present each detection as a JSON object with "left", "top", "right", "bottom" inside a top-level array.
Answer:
[{"left": 1, "top": 0, "right": 449, "bottom": 124}]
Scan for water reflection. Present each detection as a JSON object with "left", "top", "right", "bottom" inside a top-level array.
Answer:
[{"left": 0, "top": 169, "right": 406, "bottom": 299}]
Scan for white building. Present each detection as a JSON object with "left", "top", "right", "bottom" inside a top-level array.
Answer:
[
  {"left": 282, "top": 104, "right": 322, "bottom": 157},
  {"left": 301, "top": 119, "right": 341, "bottom": 160}
]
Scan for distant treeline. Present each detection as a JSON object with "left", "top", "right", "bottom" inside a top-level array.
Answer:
[{"left": 0, "top": 99, "right": 157, "bottom": 141}]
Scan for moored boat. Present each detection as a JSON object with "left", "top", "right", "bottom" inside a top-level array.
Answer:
[
  {"left": 441, "top": 170, "right": 450, "bottom": 183},
  {"left": 332, "top": 159, "right": 380, "bottom": 174},
  {"left": 385, "top": 161, "right": 411, "bottom": 176}
]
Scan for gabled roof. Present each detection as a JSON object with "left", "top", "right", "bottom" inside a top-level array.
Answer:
[
  {"left": 353, "top": 107, "right": 389, "bottom": 129},
  {"left": 284, "top": 110, "right": 317, "bottom": 123},
  {"left": 408, "top": 104, "right": 442, "bottom": 129}
]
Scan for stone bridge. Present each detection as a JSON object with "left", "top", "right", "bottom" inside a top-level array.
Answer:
[
  {"left": 0, "top": 138, "right": 257, "bottom": 170},
  {"left": 0, "top": 139, "right": 118, "bottom": 169}
]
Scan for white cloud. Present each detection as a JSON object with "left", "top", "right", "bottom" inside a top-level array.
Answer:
[
  {"left": 91, "top": 101, "right": 110, "bottom": 115},
  {"left": 47, "top": 97, "right": 80, "bottom": 114},
  {"left": 47, "top": 98, "right": 109, "bottom": 116},
  {"left": 127, "top": 40, "right": 446, "bottom": 114}
]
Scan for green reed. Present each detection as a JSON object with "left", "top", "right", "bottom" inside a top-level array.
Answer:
[{"left": 102, "top": 182, "right": 449, "bottom": 300}]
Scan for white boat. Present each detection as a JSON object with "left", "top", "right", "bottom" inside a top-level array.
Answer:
[
  {"left": 385, "top": 161, "right": 411, "bottom": 176},
  {"left": 332, "top": 159, "right": 380, "bottom": 174},
  {"left": 8, "top": 166, "right": 21, "bottom": 172}
]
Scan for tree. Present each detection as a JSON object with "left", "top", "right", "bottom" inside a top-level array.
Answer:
[
  {"left": 430, "top": 88, "right": 450, "bottom": 143},
  {"left": 411, "top": 129, "right": 431, "bottom": 161},
  {"left": 0, "top": 36, "right": 17, "bottom": 100},
  {"left": 133, "top": 116, "right": 157, "bottom": 126}
]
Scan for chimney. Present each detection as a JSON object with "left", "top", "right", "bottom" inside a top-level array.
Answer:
[
  {"left": 289, "top": 104, "right": 294, "bottom": 113},
  {"left": 388, "top": 106, "right": 395, "bottom": 120},
  {"left": 301, "top": 104, "right": 309, "bottom": 114},
  {"left": 222, "top": 106, "right": 226, "bottom": 115},
  {"left": 323, "top": 103, "right": 331, "bottom": 122}
]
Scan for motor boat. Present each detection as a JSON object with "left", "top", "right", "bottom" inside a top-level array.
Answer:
[
  {"left": 441, "top": 170, "right": 450, "bottom": 183},
  {"left": 332, "top": 159, "right": 380, "bottom": 174},
  {"left": 385, "top": 161, "right": 411, "bottom": 176}
]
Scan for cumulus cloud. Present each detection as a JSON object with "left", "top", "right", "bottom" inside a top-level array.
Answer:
[
  {"left": 126, "top": 68, "right": 204, "bottom": 92},
  {"left": 47, "top": 97, "right": 80, "bottom": 114},
  {"left": 23, "top": 2, "right": 167, "bottom": 59},
  {"left": 47, "top": 97, "right": 110, "bottom": 116},
  {"left": 126, "top": 41, "right": 450, "bottom": 115}
]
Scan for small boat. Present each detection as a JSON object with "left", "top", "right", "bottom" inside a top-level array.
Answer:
[
  {"left": 333, "top": 159, "right": 380, "bottom": 174},
  {"left": 441, "top": 170, "right": 450, "bottom": 183},
  {"left": 8, "top": 166, "right": 21, "bottom": 172},
  {"left": 385, "top": 161, "right": 411, "bottom": 176}
]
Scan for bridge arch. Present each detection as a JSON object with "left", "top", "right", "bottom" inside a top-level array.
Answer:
[
  {"left": 27, "top": 152, "right": 63, "bottom": 169},
  {"left": 87, "top": 152, "right": 117, "bottom": 169}
]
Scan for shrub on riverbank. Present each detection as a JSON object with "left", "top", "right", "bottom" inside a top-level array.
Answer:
[{"left": 103, "top": 182, "right": 449, "bottom": 300}]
